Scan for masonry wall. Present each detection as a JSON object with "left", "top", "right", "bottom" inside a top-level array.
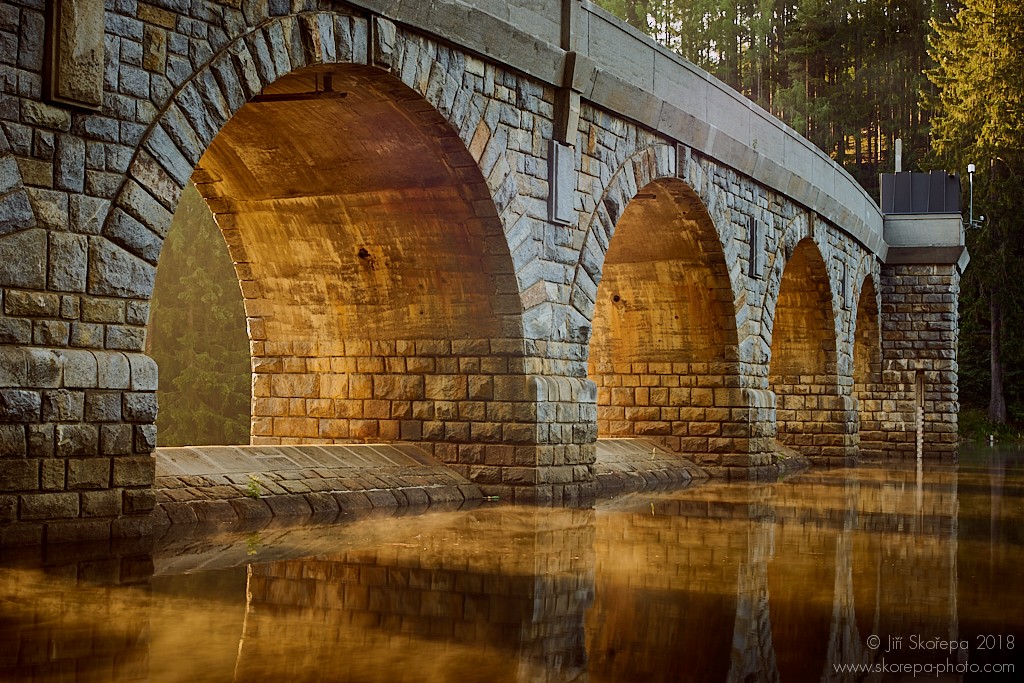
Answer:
[{"left": 874, "top": 264, "right": 960, "bottom": 459}]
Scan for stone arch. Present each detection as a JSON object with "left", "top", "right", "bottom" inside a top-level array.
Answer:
[
  {"left": 94, "top": 11, "right": 528, "bottom": 470},
  {"left": 573, "top": 145, "right": 754, "bottom": 468},
  {"left": 767, "top": 235, "right": 854, "bottom": 462},
  {"left": 852, "top": 270, "right": 884, "bottom": 458}
]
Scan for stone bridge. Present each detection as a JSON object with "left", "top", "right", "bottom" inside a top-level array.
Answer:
[{"left": 0, "top": 0, "right": 965, "bottom": 542}]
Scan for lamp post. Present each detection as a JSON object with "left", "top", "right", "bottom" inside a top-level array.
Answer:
[{"left": 967, "top": 163, "right": 985, "bottom": 229}]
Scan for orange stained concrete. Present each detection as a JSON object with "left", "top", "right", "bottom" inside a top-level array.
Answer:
[
  {"left": 588, "top": 179, "right": 738, "bottom": 367},
  {"left": 191, "top": 64, "right": 521, "bottom": 352}
]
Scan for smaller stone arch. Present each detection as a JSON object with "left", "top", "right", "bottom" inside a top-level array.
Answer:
[
  {"left": 766, "top": 236, "right": 856, "bottom": 463},
  {"left": 851, "top": 270, "right": 884, "bottom": 458},
  {"left": 573, "top": 145, "right": 765, "bottom": 472}
]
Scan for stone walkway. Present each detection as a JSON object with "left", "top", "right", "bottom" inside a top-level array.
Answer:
[
  {"left": 152, "top": 439, "right": 708, "bottom": 530},
  {"left": 153, "top": 443, "right": 480, "bottom": 528}
]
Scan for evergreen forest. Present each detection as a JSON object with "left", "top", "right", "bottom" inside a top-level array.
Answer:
[
  {"left": 148, "top": 183, "right": 251, "bottom": 446},
  {"left": 150, "top": 0, "right": 1023, "bottom": 445}
]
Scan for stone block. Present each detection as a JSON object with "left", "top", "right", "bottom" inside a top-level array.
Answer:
[
  {"left": 55, "top": 134, "right": 86, "bottom": 192},
  {"left": 105, "top": 325, "right": 146, "bottom": 351},
  {"left": 56, "top": 423, "right": 99, "bottom": 457},
  {"left": 112, "top": 455, "right": 155, "bottom": 486},
  {"left": 26, "top": 348, "right": 61, "bottom": 387},
  {"left": 96, "top": 351, "right": 130, "bottom": 389},
  {"left": 100, "top": 424, "right": 133, "bottom": 455},
  {"left": 373, "top": 374, "right": 424, "bottom": 400},
  {"left": 20, "top": 491, "right": 79, "bottom": 520},
  {"left": 123, "top": 488, "right": 156, "bottom": 514},
  {"left": 81, "top": 489, "right": 121, "bottom": 517},
  {"left": 32, "top": 320, "right": 70, "bottom": 346},
  {"left": 60, "top": 349, "right": 98, "bottom": 387},
  {"left": 40, "top": 459, "right": 65, "bottom": 490},
  {"left": 0, "top": 228, "right": 47, "bottom": 288},
  {"left": 0, "top": 423, "right": 27, "bottom": 456},
  {"left": 70, "top": 194, "right": 110, "bottom": 234},
  {"left": 0, "top": 458, "right": 37, "bottom": 491},
  {"left": 87, "top": 237, "right": 156, "bottom": 298},
  {"left": 48, "top": 231, "right": 89, "bottom": 292},
  {"left": 67, "top": 457, "right": 110, "bottom": 489},
  {"left": 0, "top": 495, "right": 16, "bottom": 523},
  {"left": 26, "top": 423, "right": 55, "bottom": 457},
  {"left": 0, "top": 389, "right": 41, "bottom": 421},
  {"left": 122, "top": 392, "right": 157, "bottom": 422},
  {"left": 42, "top": 389, "right": 84, "bottom": 421},
  {"left": 85, "top": 391, "right": 122, "bottom": 422},
  {"left": 134, "top": 424, "right": 157, "bottom": 453},
  {"left": 127, "top": 353, "right": 158, "bottom": 390},
  {"left": 69, "top": 322, "right": 104, "bottom": 348}
]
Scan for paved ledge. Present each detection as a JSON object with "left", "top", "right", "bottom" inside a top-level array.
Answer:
[
  {"left": 594, "top": 439, "right": 708, "bottom": 494},
  {"left": 153, "top": 444, "right": 482, "bottom": 529},
  {"left": 153, "top": 440, "right": 717, "bottom": 530}
]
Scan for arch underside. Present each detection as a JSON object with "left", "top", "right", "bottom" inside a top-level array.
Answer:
[
  {"left": 768, "top": 239, "right": 853, "bottom": 461},
  {"left": 853, "top": 277, "right": 884, "bottom": 457},
  {"left": 185, "top": 64, "right": 525, "bottom": 459},
  {"left": 588, "top": 179, "right": 746, "bottom": 464}
]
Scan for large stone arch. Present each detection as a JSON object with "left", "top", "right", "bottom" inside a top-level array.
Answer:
[{"left": 89, "top": 10, "right": 568, "bottom": 491}]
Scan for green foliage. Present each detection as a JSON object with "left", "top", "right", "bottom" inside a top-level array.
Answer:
[
  {"left": 593, "top": 0, "right": 952, "bottom": 194},
  {"left": 245, "top": 475, "right": 262, "bottom": 499},
  {"left": 149, "top": 183, "right": 251, "bottom": 446},
  {"left": 927, "top": 0, "right": 1024, "bottom": 421},
  {"left": 958, "top": 408, "right": 1024, "bottom": 442}
]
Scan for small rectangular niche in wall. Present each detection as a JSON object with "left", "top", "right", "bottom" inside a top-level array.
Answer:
[
  {"left": 549, "top": 140, "right": 575, "bottom": 226},
  {"left": 45, "top": 0, "right": 105, "bottom": 109},
  {"left": 748, "top": 215, "right": 765, "bottom": 277}
]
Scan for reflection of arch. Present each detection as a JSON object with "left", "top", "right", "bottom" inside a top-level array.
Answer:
[
  {"left": 768, "top": 237, "right": 849, "bottom": 461},
  {"left": 853, "top": 274, "right": 884, "bottom": 458},
  {"left": 102, "top": 13, "right": 522, "bottom": 456},
  {"left": 574, "top": 147, "right": 744, "bottom": 463}
]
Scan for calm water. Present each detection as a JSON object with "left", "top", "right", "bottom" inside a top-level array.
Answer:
[{"left": 2, "top": 444, "right": 1023, "bottom": 682}]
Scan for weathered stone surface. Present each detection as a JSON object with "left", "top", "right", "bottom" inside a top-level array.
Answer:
[
  {"left": 60, "top": 350, "right": 98, "bottom": 388},
  {"left": 0, "top": 424, "right": 27, "bottom": 457},
  {"left": 0, "top": 389, "right": 41, "bottom": 422},
  {"left": 0, "top": 458, "right": 38, "bottom": 491},
  {"left": 50, "top": 0, "right": 105, "bottom": 107},
  {"left": 20, "top": 492, "right": 79, "bottom": 520},
  {"left": 0, "top": 228, "right": 46, "bottom": 288},
  {"left": 87, "top": 237, "right": 156, "bottom": 298},
  {"left": 100, "top": 423, "right": 133, "bottom": 455},
  {"left": 56, "top": 423, "right": 99, "bottom": 457},
  {"left": 48, "top": 231, "right": 88, "bottom": 292},
  {"left": 127, "top": 354, "right": 158, "bottom": 391},
  {"left": 68, "top": 457, "right": 110, "bottom": 489},
  {"left": 113, "top": 456, "right": 155, "bottom": 486},
  {"left": 96, "top": 351, "right": 130, "bottom": 389}
]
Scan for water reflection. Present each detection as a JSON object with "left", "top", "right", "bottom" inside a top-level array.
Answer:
[{"left": 2, "top": 445, "right": 1023, "bottom": 681}]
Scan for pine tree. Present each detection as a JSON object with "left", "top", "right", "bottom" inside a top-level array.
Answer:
[
  {"left": 928, "top": 0, "right": 1024, "bottom": 424},
  {"left": 148, "top": 183, "right": 252, "bottom": 446}
]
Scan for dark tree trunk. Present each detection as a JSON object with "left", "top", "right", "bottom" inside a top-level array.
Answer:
[{"left": 990, "top": 294, "right": 1008, "bottom": 423}]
